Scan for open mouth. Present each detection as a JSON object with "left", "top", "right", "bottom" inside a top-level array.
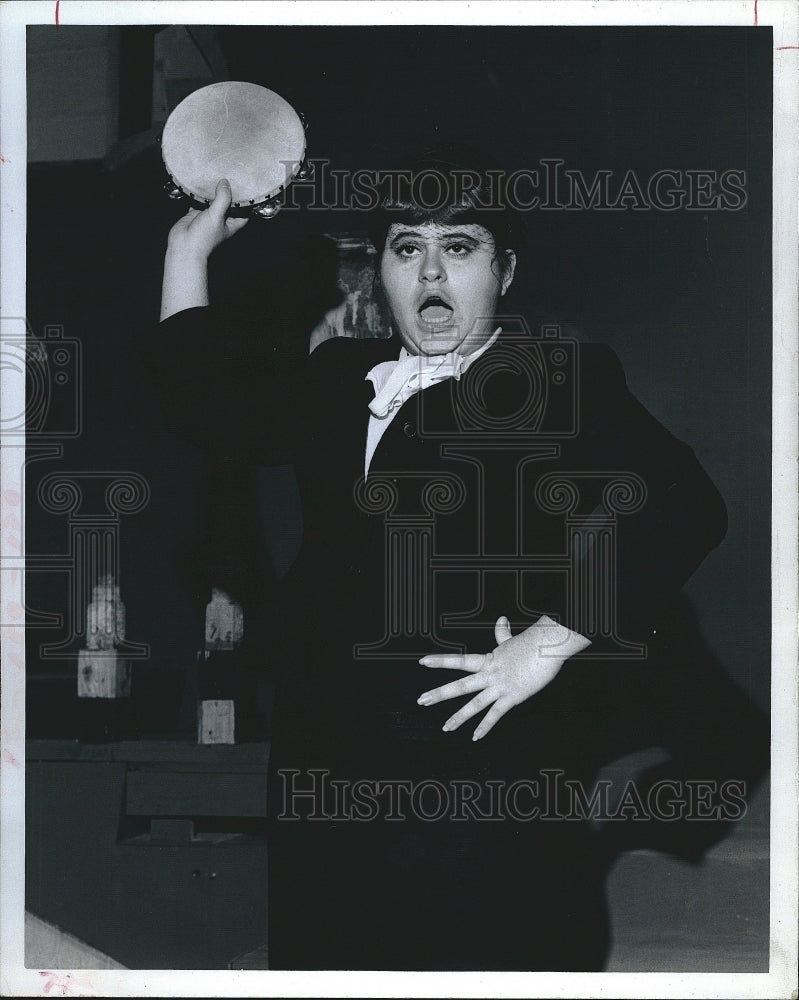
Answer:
[{"left": 418, "top": 295, "right": 454, "bottom": 325}]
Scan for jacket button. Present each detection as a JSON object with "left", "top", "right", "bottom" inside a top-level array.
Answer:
[{"left": 403, "top": 421, "right": 416, "bottom": 438}]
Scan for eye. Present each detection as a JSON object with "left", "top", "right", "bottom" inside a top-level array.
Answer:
[
  {"left": 445, "top": 242, "right": 472, "bottom": 258},
  {"left": 394, "top": 242, "right": 421, "bottom": 259}
]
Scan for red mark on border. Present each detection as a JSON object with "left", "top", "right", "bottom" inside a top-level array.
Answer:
[
  {"left": 55, "top": 1, "right": 60, "bottom": 26},
  {"left": 753, "top": 0, "right": 758, "bottom": 26},
  {"left": 776, "top": 45, "right": 799, "bottom": 50},
  {"left": 38, "top": 971, "right": 80, "bottom": 997},
  {"left": 0, "top": 154, "right": 9, "bottom": 163}
]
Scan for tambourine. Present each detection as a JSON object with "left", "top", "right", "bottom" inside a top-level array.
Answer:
[{"left": 161, "top": 81, "right": 310, "bottom": 219}]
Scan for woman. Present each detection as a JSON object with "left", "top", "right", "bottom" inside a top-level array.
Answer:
[{"left": 142, "top": 152, "right": 765, "bottom": 970}]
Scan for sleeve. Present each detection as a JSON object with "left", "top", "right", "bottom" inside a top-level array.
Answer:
[
  {"left": 579, "top": 600, "right": 770, "bottom": 863},
  {"left": 551, "top": 345, "right": 768, "bottom": 862},
  {"left": 136, "top": 262, "right": 340, "bottom": 466},
  {"left": 561, "top": 343, "right": 728, "bottom": 646}
]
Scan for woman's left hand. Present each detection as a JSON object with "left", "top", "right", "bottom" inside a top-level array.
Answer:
[{"left": 417, "top": 614, "right": 591, "bottom": 740}]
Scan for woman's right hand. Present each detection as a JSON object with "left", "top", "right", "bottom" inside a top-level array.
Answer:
[
  {"left": 166, "top": 178, "right": 249, "bottom": 262},
  {"left": 160, "top": 179, "right": 249, "bottom": 321}
]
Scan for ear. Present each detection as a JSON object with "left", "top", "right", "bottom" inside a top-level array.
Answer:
[{"left": 500, "top": 251, "right": 517, "bottom": 296}]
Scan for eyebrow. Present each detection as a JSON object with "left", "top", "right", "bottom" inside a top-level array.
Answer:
[{"left": 388, "top": 229, "right": 485, "bottom": 248}]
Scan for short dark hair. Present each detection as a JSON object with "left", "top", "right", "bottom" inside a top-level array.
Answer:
[{"left": 365, "top": 145, "right": 524, "bottom": 283}]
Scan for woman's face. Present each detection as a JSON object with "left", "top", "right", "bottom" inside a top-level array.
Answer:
[{"left": 379, "top": 222, "right": 516, "bottom": 356}]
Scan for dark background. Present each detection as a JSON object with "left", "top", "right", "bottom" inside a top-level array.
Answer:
[{"left": 26, "top": 26, "right": 771, "bottom": 726}]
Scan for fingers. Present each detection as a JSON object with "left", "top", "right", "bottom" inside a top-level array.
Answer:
[
  {"left": 419, "top": 653, "right": 486, "bottom": 672},
  {"left": 441, "top": 688, "right": 494, "bottom": 732},
  {"left": 473, "top": 697, "right": 514, "bottom": 741},
  {"left": 225, "top": 216, "right": 249, "bottom": 237},
  {"left": 494, "top": 615, "right": 513, "bottom": 646},
  {"left": 169, "top": 208, "right": 199, "bottom": 235},
  {"left": 417, "top": 673, "right": 483, "bottom": 706},
  {"left": 208, "top": 178, "right": 233, "bottom": 223}
]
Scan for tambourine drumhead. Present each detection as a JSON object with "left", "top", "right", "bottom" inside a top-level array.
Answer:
[{"left": 161, "top": 81, "right": 306, "bottom": 208}]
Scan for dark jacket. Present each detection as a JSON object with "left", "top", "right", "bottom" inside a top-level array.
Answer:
[{"left": 139, "top": 284, "right": 767, "bottom": 970}]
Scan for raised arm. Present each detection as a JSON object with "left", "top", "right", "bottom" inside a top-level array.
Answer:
[
  {"left": 141, "top": 183, "right": 343, "bottom": 465},
  {"left": 144, "top": 177, "right": 282, "bottom": 464},
  {"left": 160, "top": 179, "right": 249, "bottom": 320}
]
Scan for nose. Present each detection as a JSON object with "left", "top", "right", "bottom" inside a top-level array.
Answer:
[{"left": 419, "top": 245, "right": 446, "bottom": 283}]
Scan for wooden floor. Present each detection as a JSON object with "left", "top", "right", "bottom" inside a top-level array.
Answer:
[{"left": 25, "top": 913, "right": 127, "bottom": 970}]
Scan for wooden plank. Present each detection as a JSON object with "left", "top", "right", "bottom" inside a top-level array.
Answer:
[
  {"left": 77, "top": 651, "right": 131, "bottom": 698},
  {"left": 149, "top": 818, "right": 195, "bottom": 843},
  {"left": 26, "top": 738, "right": 270, "bottom": 765},
  {"left": 197, "top": 699, "right": 235, "bottom": 745},
  {"left": 125, "top": 769, "right": 267, "bottom": 817}
]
